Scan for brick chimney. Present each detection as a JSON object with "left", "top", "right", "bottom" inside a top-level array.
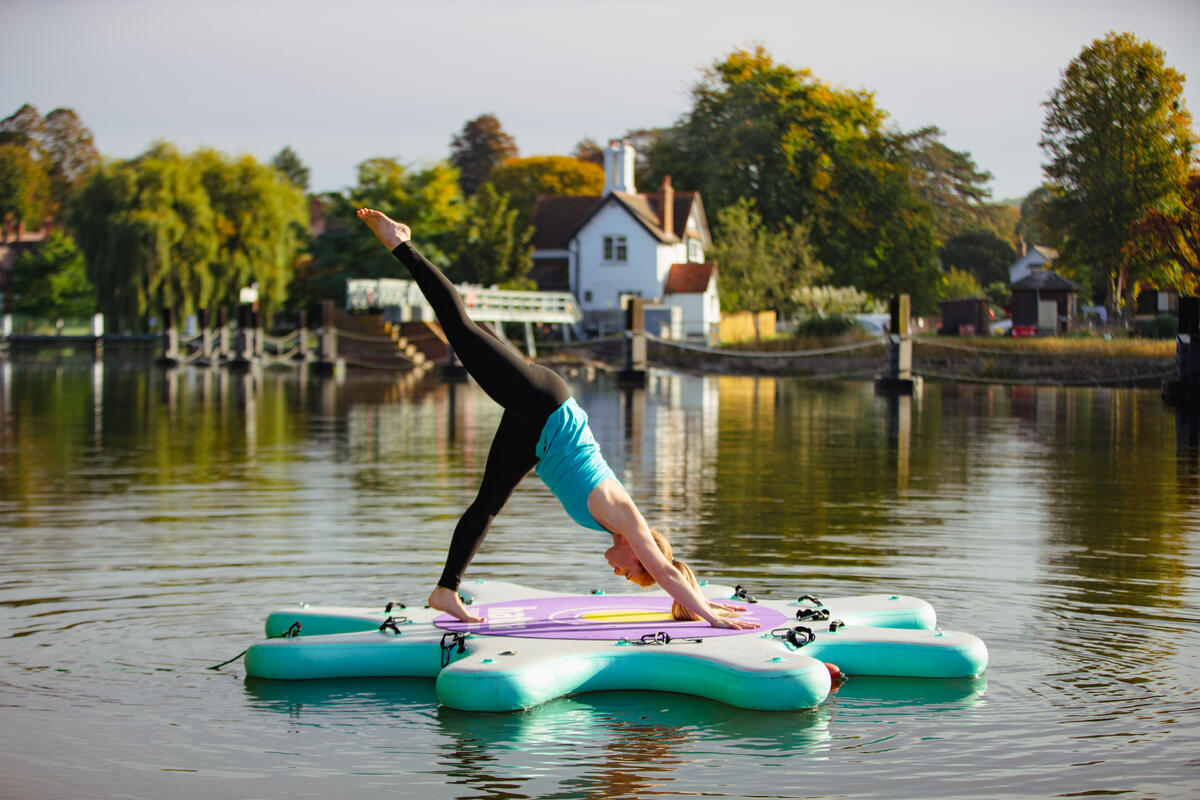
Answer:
[{"left": 661, "top": 175, "right": 674, "bottom": 238}]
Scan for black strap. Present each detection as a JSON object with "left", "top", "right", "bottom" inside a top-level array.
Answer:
[
  {"left": 733, "top": 585, "right": 758, "bottom": 604},
  {"left": 384, "top": 601, "right": 407, "bottom": 613},
  {"left": 440, "top": 631, "right": 467, "bottom": 667},
  {"left": 828, "top": 619, "right": 845, "bottom": 632},
  {"left": 796, "top": 594, "right": 823, "bottom": 606},
  {"left": 379, "top": 615, "right": 407, "bottom": 634},
  {"left": 207, "top": 621, "right": 302, "bottom": 670},
  {"left": 769, "top": 625, "right": 816, "bottom": 649},
  {"left": 629, "top": 631, "right": 704, "bottom": 646},
  {"left": 796, "top": 607, "right": 830, "bottom": 622}
]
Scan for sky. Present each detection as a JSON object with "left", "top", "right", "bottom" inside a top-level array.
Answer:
[{"left": 3, "top": 0, "right": 1198, "bottom": 203}]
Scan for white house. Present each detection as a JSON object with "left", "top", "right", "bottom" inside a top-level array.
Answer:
[
  {"left": 529, "top": 140, "right": 716, "bottom": 337},
  {"left": 1008, "top": 243, "right": 1058, "bottom": 284}
]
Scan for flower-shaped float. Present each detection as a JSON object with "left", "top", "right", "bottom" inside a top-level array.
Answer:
[{"left": 243, "top": 580, "right": 987, "bottom": 712}]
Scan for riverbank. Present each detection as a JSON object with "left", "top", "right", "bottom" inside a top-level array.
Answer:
[{"left": 541, "top": 335, "right": 1178, "bottom": 388}]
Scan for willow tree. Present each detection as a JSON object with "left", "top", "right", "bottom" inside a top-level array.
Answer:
[
  {"left": 1041, "top": 32, "right": 1195, "bottom": 314},
  {"left": 193, "top": 148, "right": 308, "bottom": 318},
  {"left": 72, "top": 143, "right": 216, "bottom": 330},
  {"left": 448, "top": 183, "right": 533, "bottom": 287}
]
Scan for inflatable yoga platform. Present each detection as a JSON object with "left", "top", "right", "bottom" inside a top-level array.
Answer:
[{"left": 243, "top": 580, "right": 988, "bottom": 712}]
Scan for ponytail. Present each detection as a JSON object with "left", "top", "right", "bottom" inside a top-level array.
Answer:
[{"left": 648, "top": 528, "right": 707, "bottom": 622}]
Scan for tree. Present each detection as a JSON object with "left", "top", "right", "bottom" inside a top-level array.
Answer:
[
  {"left": 902, "top": 126, "right": 996, "bottom": 241},
  {"left": 710, "top": 197, "right": 829, "bottom": 336},
  {"left": 0, "top": 144, "right": 50, "bottom": 237},
  {"left": 8, "top": 230, "right": 95, "bottom": 317},
  {"left": 938, "top": 267, "right": 984, "bottom": 302},
  {"left": 643, "top": 47, "right": 943, "bottom": 312},
  {"left": 1129, "top": 172, "right": 1200, "bottom": 293},
  {"left": 1016, "top": 185, "right": 1062, "bottom": 249},
  {"left": 1, "top": 105, "right": 98, "bottom": 220},
  {"left": 72, "top": 142, "right": 217, "bottom": 329},
  {"left": 571, "top": 137, "right": 604, "bottom": 167},
  {"left": 940, "top": 229, "right": 1017, "bottom": 286},
  {"left": 270, "top": 145, "right": 310, "bottom": 193},
  {"left": 449, "top": 114, "right": 518, "bottom": 197},
  {"left": 1041, "top": 32, "right": 1196, "bottom": 316},
  {"left": 192, "top": 148, "right": 309, "bottom": 317},
  {"left": 486, "top": 155, "right": 604, "bottom": 229},
  {"left": 449, "top": 183, "right": 534, "bottom": 288}
]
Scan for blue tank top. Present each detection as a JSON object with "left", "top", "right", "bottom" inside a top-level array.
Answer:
[{"left": 535, "top": 398, "right": 617, "bottom": 531}]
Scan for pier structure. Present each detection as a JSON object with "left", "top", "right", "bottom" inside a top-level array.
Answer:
[
  {"left": 1163, "top": 295, "right": 1200, "bottom": 407},
  {"left": 875, "top": 294, "right": 921, "bottom": 395}
]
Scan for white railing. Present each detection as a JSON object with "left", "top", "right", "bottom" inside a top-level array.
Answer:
[{"left": 346, "top": 278, "right": 582, "bottom": 325}]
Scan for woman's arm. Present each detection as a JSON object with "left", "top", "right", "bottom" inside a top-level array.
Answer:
[{"left": 590, "top": 482, "right": 759, "bottom": 629}]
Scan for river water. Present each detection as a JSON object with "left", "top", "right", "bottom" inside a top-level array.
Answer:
[{"left": 1, "top": 358, "right": 1197, "bottom": 800}]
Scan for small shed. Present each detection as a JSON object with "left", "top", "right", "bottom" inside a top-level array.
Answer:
[
  {"left": 940, "top": 297, "right": 990, "bottom": 336},
  {"left": 1009, "top": 270, "right": 1083, "bottom": 335}
]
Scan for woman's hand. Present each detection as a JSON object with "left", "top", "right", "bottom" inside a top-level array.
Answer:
[
  {"left": 707, "top": 613, "right": 760, "bottom": 630},
  {"left": 709, "top": 601, "right": 748, "bottom": 613}
]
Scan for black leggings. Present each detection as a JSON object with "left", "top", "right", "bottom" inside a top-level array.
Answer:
[{"left": 392, "top": 242, "right": 571, "bottom": 590}]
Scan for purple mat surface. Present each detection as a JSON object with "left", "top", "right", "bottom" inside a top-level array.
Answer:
[{"left": 434, "top": 594, "right": 787, "bottom": 640}]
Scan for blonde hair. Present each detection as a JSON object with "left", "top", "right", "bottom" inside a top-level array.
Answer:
[{"left": 631, "top": 528, "right": 707, "bottom": 622}]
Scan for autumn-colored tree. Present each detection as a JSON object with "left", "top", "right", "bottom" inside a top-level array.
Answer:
[
  {"left": 0, "top": 104, "right": 97, "bottom": 221},
  {"left": 0, "top": 143, "right": 49, "bottom": 238},
  {"left": 486, "top": 155, "right": 604, "bottom": 230},
  {"left": 1041, "top": 32, "right": 1196, "bottom": 315},
  {"left": 450, "top": 114, "right": 518, "bottom": 197},
  {"left": 1129, "top": 172, "right": 1200, "bottom": 294}
]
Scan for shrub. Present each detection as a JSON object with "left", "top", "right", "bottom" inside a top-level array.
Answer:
[
  {"left": 794, "top": 314, "right": 855, "bottom": 338},
  {"left": 1140, "top": 314, "right": 1178, "bottom": 339}
]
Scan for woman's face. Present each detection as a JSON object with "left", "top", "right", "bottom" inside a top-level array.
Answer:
[{"left": 605, "top": 537, "right": 650, "bottom": 585}]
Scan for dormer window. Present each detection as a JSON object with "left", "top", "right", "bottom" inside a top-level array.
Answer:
[
  {"left": 688, "top": 238, "right": 704, "bottom": 263},
  {"left": 603, "top": 235, "right": 627, "bottom": 263}
]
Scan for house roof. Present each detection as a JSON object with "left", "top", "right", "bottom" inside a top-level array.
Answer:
[
  {"left": 1010, "top": 270, "right": 1083, "bottom": 292},
  {"left": 1031, "top": 244, "right": 1059, "bottom": 261},
  {"left": 664, "top": 262, "right": 716, "bottom": 294},
  {"left": 530, "top": 190, "right": 707, "bottom": 249}
]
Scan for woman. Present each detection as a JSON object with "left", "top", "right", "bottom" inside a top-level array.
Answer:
[{"left": 357, "top": 208, "right": 757, "bottom": 630}]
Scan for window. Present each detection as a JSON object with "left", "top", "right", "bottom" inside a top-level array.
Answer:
[
  {"left": 688, "top": 238, "right": 704, "bottom": 263},
  {"left": 603, "top": 235, "right": 627, "bottom": 263},
  {"left": 584, "top": 290, "right": 593, "bottom": 302}
]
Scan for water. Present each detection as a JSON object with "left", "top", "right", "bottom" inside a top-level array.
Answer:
[{"left": 1, "top": 359, "right": 1198, "bottom": 799}]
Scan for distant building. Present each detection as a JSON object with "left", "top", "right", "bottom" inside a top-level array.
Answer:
[
  {"left": 529, "top": 140, "right": 716, "bottom": 337},
  {"left": 0, "top": 222, "right": 49, "bottom": 313},
  {"left": 1009, "top": 270, "right": 1083, "bottom": 335},
  {"left": 1008, "top": 242, "right": 1058, "bottom": 284}
]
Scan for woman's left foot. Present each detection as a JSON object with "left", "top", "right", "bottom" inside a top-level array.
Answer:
[
  {"left": 357, "top": 208, "right": 411, "bottom": 250},
  {"left": 428, "top": 585, "right": 485, "bottom": 623}
]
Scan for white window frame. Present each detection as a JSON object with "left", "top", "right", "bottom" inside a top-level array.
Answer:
[{"left": 603, "top": 235, "right": 627, "bottom": 264}]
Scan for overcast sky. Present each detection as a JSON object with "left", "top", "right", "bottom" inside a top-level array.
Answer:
[{"left": 3, "top": 0, "right": 1197, "bottom": 203}]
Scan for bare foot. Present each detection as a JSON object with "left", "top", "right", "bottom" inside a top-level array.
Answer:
[
  {"left": 356, "top": 208, "right": 411, "bottom": 250},
  {"left": 428, "top": 585, "right": 485, "bottom": 623}
]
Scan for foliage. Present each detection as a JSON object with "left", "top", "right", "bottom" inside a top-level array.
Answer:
[
  {"left": 643, "top": 47, "right": 943, "bottom": 313},
  {"left": 8, "top": 230, "right": 95, "bottom": 317},
  {"left": 902, "top": 126, "right": 997, "bottom": 241},
  {"left": 1016, "top": 185, "right": 1062, "bottom": 249},
  {"left": 984, "top": 281, "right": 1010, "bottom": 308},
  {"left": 71, "top": 142, "right": 307, "bottom": 329},
  {"left": 940, "top": 228, "right": 1016, "bottom": 286},
  {"left": 487, "top": 155, "right": 604, "bottom": 229},
  {"left": 1040, "top": 32, "right": 1195, "bottom": 315},
  {"left": 1139, "top": 313, "right": 1178, "bottom": 339},
  {"left": 793, "top": 314, "right": 856, "bottom": 338},
  {"left": 450, "top": 114, "right": 518, "bottom": 197},
  {"left": 448, "top": 183, "right": 534, "bottom": 288},
  {"left": 270, "top": 146, "right": 310, "bottom": 192},
  {"left": 939, "top": 267, "right": 985, "bottom": 301},
  {"left": 1129, "top": 172, "right": 1200, "bottom": 293},
  {"left": 571, "top": 137, "right": 604, "bottom": 167},
  {"left": 0, "top": 104, "right": 97, "bottom": 221},
  {"left": 791, "top": 285, "right": 883, "bottom": 315},
  {"left": 0, "top": 143, "right": 49, "bottom": 233},
  {"left": 710, "top": 197, "right": 829, "bottom": 327}
]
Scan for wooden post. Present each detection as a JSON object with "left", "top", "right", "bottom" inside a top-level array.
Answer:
[
  {"left": 618, "top": 296, "right": 647, "bottom": 386},
  {"left": 216, "top": 308, "right": 230, "bottom": 362},
  {"left": 158, "top": 307, "right": 180, "bottom": 366},
  {"left": 295, "top": 309, "right": 314, "bottom": 362},
  {"left": 198, "top": 308, "right": 214, "bottom": 363},
  {"left": 314, "top": 299, "right": 344, "bottom": 377},
  {"left": 1163, "top": 295, "right": 1199, "bottom": 407},
  {"left": 229, "top": 304, "right": 255, "bottom": 370},
  {"left": 875, "top": 294, "right": 919, "bottom": 395}
]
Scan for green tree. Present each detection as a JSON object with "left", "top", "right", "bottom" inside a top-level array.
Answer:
[
  {"left": 710, "top": 197, "right": 829, "bottom": 336},
  {"left": 8, "top": 230, "right": 95, "bottom": 317},
  {"left": 71, "top": 142, "right": 217, "bottom": 329},
  {"left": 487, "top": 155, "right": 604, "bottom": 229},
  {"left": 903, "top": 126, "right": 996, "bottom": 241},
  {"left": 270, "top": 145, "right": 310, "bottom": 193},
  {"left": 1041, "top": 31, "right": 1196, "bottom": 316},
  {"left": 450, "top": 114, "right": 518, "bottom": 197},
  {"left": 449, "top": 183, "right": 534, "bottom": 288},
  {"left": 192, "top": 148, "right": 309, "bottom": 318},
  {"left": 938, "top": 267, "right": 984, "bottom": 301},
  {"left": 1016, "top": 185, "right": 1062, "bottom": 249},
  {"left": 940, "top": 229, "right": 1017, "bottom": 286},
  {"left": 644, "top": 47, "right": 942, "bottom": 312},
  {"left": 0, "top": 143, "right": 50, "bottom": 237},
  {"left": 1, "top": 105, "right": 98, "bottom": 220}
]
